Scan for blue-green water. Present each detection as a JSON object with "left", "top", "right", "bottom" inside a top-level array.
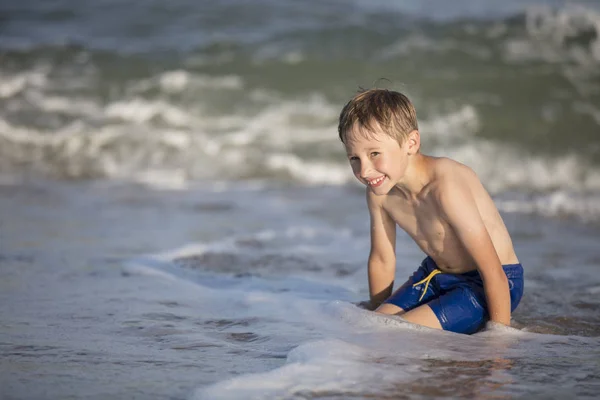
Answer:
[
  {"left": 1, "top": 1, "right": 599, "bottom": 208},
  {"left": 1, "top": 1, "right": 600, "bottom": 399}
]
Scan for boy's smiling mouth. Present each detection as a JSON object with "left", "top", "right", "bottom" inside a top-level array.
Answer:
[{"left": 367, "top": 176, "right": 386, "bottom": 187}]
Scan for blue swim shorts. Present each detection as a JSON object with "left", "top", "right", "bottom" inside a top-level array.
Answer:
[{"left": 383, "top": 256, "right": 524, "bottom": 334}]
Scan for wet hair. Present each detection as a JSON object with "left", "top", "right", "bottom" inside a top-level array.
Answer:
[{"left": 338, "top": 88, "right": 418, "bottom": 144}]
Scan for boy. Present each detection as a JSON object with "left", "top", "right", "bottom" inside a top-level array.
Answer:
[{"left": 338, "top": 89, "right": 524, "bottom": 334}]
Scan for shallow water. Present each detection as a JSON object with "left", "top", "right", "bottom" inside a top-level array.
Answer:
[
  {"left": 1, "top": 181, "right": 599, "bottom": 399},
  {"left": 2, "top": 0, "right": 600, "bottom": 398}
]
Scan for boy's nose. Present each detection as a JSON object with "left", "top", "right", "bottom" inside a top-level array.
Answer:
[{"left": 360, "top": 162, "right": 373, "bottom": 179}]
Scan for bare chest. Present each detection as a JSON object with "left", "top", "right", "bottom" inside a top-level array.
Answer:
[{"left": 385, "top": 199, "right": 464, "bottom": 264}]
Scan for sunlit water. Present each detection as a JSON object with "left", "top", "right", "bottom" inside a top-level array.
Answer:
[
  {"left": 1, "top": 0, "right": 600, "bottom": 398},
  {"left": 1, "top": 181, "right": 599, "bottom": 399}
]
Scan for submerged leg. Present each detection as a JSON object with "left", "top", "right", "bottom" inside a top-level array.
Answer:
[
  {"left": 375, "top": 302, "right": 405, "bottom": 315},
  {"left": 376, "top": 302, "right": 443, "bottom": 331},
  {"left": 400, "top": 303, "right": 443, "bottom": 330}
]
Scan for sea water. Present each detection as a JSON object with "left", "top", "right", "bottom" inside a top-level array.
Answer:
[{"left": 1, "top": 1, "right": 600, "bottom": 399}]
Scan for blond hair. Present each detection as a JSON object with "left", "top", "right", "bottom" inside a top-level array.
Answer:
[{"left": 338, "top": 88, "right": 418, "bottom": 144}]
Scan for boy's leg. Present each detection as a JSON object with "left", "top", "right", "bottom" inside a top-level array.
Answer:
[
  {"left": 376, "top": 302, "right": 443, "bottom": 330},
  {"left": 378, "top": 271, "right": 496, "bottom": 334},
  {"left": 376, "top": 257, "right": 438, "bottom": 316},
  {"left": 375, "top": 302, "right": 405, "bottom": 315},
  {"left": 398, "top": 303, "right": 443, "bottom": 330}
]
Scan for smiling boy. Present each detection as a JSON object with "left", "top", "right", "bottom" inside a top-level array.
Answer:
[{"left": 338, "top": 89, "right": 524, "bottom": 334}]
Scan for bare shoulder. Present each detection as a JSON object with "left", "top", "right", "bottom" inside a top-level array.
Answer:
[
  {"left": 428, "top": 157, "right": 481, "bottom": 205},
  {"left": 433, "top": 157, "right": 477, "bottom": 181}
]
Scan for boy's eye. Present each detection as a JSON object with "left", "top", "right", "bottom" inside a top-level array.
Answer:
[
  {"left": 348, "top": 156, "right": 359, "bottom": 161},
  {"left": 371, "top": 152, "right": 380, "bottom": 157}
]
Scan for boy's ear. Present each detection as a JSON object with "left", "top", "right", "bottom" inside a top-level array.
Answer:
[{"left": 406, "top": 130, "right": 420, "bottom": 154}]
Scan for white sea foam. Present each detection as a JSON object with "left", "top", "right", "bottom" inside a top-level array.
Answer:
[
  {"left": 437, "top": 141, "right": 600, "bottom": 193},
  {"left": 1, "top": 88, "right": 597, "bottom": 197},
  {"left": 1, "top": 64, "right": 600, "bottom": 220},
  {"left": 222, "top": 92, "right": 339, "bottom": 145},
  {"left": 191, "top": 300, "right": 437, "bottom": 400},
  {"left": 586, "top": 285, "right": 600, "bottom": 294},
  {"left": 192, "top": 297, "right": 582, "bottom": 400},
  {"left": 168, "top": 71, "right": 243, "bottom": 90},
  {"left": 420, "top": 104, "right": 481, "bottom": 141},
  {"left": 104, "top": 98, "right": 194, "bottom": 126},
  {"left": 33, "top": 93, "right": 100, "bottom": 116},
  {"left": 144, "top": 226, "right": 358, "bottom": 268},
  {"left": 0, "top": 68, "right": 48, "bottom": 98},
  {"left": 496, "top": 190, "right": 600, "bottom": 220},
  {"left": 129, "top": 168, "right": 190, "bottom": 190},
  {"left": 195, "top": 352, "right": 390, "bottom": 400},
  {"left": 129, "top": 70, "right": 244, "bottom": 94},
  {"left": 193, "top": 336, "right": 421, "bottom": 400},
  {"left": 266, "top": 153, "right": 351, "bottom": 184},
  {"left": 323, "top": 300, "right": 433, "bottom": 332},
  {"left": 118, "top": 223, "right": 600, "bottom": 400},
  {"left": 504, "top": 4, "right": 600, "bottom": 66}
]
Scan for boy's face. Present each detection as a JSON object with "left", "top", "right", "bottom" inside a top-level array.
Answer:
[{"left": 343, "top": 125, "right": 409, "bottom": 195}]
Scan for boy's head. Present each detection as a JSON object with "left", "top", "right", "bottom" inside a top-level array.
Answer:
[{"left": 338, "top": 89, "right": 418, "bottom": 146}]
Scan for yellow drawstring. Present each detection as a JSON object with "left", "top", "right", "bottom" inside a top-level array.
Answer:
[{"left": 412, "top": 269, "right": 442, "bottom": 302}]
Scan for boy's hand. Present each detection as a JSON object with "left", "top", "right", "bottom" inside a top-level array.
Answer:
[
  {"left": 356, "top": 300, "right": 376, "bottom": 311},
  {"left": 484, "top": 320, "right": 511, "bottom": 329}
]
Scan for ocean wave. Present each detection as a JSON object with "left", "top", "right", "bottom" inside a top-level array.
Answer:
[
  {"left": 496, "top": 190, "right": 600, "bottom": 222},
  {"left": 0, "top": 74, "right": 598, "bottom": 194},
  {"left": 1, "top": 1, "right": 599, "bottom": 223}
]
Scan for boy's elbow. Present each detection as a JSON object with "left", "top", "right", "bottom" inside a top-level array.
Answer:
[{"left": 368, "top": 253, "right": 396, "bottom": 271}]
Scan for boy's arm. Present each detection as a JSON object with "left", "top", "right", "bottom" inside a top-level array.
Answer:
[
  {"left": 437, "top": 178, "right": 511, "bottom": 326},
  {"left": 366, "top": 190, "right": 397, "bottom": 309}
]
